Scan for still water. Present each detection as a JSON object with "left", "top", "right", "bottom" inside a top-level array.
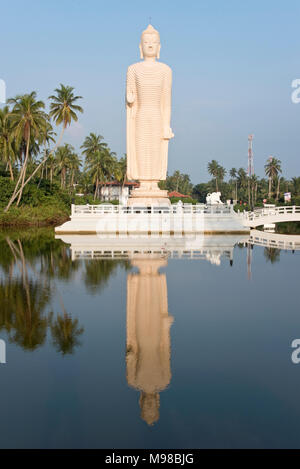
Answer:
[{"left": 0, "top": 228, "right": 300, "bottom": 449}]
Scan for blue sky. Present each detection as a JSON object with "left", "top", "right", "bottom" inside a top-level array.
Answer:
[{"left": 1, "top": 0, "right": 300, "bottom": 181}]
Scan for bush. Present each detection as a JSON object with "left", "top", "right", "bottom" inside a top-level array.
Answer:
[{"left": 170, "top": 197, "right": 198, "bottom": 204}]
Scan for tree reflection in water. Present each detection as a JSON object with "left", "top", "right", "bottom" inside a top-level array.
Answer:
[{"left": 0, "top": 230, "right": 132, "bottom": 354}]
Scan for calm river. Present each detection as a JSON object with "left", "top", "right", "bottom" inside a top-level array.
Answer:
[{"left": 0, "top": 228, "right": 299, "bottom": 448}]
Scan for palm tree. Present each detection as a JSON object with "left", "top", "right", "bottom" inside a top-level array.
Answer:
[
  {"left": 6, "top": 85, "right": 83, "bottom": 208},
  {"left": 291, "top": 177, "right": 300, "bottom": 196},
  {"left": 49, "top": 84, "right": 83, "bottom": 145},
  {"left": 264, "top": 156, "right": 282, "bottom": 200},
  {"left": 237, "top": 168, "right": 247, "bottom": 201},
  {"left": 229, "top": 167, "right": 238, "bottom": 200},
  {"left": 250, "top": 174, "right": 258, "bottom": 208},
  {"left": 117, "top": 155, "right": 127, "bottom": 187},
  {"left": 68, "top": 152, "right": 81, "bottom": 188},
  {"left": 85, "top": 150, "right": 106, "bottom": 199},
  {"left": 208, "top": 160, "right": 222, "bottom": 191},
  {"left": 85, "top": 147, "right": 117, "bottom": 199},
  {"left": 81, "top": 132, "right": 107, "bottom": 161},
  {"left": 0, "top": 106, "right": 15, "bottom": 180},
  {"left": 217, "top": 165, "right": 226, "bottom": 186},
  {"left": 55, "top": 144, "right": 74, "bottom": 188},
  {"left": 5, "top": 92, "right": 47, "bottom": 209}
]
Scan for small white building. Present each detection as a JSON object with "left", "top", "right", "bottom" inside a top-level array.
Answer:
[{"left": 100, "top": 181, "right": 139, "bottom": 205}]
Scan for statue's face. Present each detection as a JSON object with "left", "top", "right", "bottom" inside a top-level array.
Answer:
[{"left": 141, "top": 33, "right": 160, "bottom": 58}]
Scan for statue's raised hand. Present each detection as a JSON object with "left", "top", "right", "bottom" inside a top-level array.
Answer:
[
  {"left": 127, "top": 91, "right": 135, "bottom": 105},
  {"left": 163, "top": 127, "right": 174, "bottom": 140}
]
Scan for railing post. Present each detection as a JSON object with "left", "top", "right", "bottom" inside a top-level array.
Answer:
[{"left": 71, "top": 204, "right": 75, "bottom": 216}]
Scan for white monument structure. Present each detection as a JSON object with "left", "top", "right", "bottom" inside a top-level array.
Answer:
[
  {"left": 126, "top": 24, "right": 173, "bottom": 206},
  {"left": 55, "top": 25, "right": 249, "bottom": 235}
]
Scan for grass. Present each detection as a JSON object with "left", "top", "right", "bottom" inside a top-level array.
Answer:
[{"left": 0, "top": 204, "right": 69, "bottom": 227}]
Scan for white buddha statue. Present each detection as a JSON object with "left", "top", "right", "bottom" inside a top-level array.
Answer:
[{"left": 126, "top": 25, "right": 174, "bottom": 205}]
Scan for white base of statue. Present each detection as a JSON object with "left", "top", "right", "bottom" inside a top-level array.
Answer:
[
  {"left": 54, "top": 204, "right": 250, "bottom": 235},
  {"left": 128, "top": 181, "right": 170, "bottom": 207}
]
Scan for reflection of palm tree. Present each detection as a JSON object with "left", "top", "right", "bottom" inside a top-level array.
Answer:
[
  {"left": 0, "top": 237, "right": 51, "bottom": 349},
  {"left": 50, "top": 313, "right": 84, "bottom": 355},
  {"left": 264, "top": 247, "right": 280, "bottom": 264},
  {"left": 84, "top": 259, "right": 130, "bottom": 294},
  {"left": 0, "top": 234, "right": 84, "bottom": 354},
  {"left": 40, "top": 242, "right": 80, "bottom": 280},
  {"left": 0, "top": 279, "right": 50, "bottom": 350}
]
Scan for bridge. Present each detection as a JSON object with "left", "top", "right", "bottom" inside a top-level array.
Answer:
[
  {"left": 242, "top": 206, "right": 300, "bottom": 228},
  {"left": 248, "top": 229, "right": 300, "bottom": 250}
]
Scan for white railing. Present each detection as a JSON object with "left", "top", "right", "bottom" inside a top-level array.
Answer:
[
  {"left": 248, "top": 230, "right": 300, "bottom": 250},
  {"left": 71, "top": 203, "right": 234, "bottom": 216},
  {"left": 245, "top": 206, "right": 300, "bottom": 222}
]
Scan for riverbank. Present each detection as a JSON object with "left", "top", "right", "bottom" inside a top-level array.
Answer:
[{"left": 0, "top": 205, "right": 69, "bottom": 227}]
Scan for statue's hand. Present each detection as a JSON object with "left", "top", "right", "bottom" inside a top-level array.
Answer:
[
  {"left": 163, "top": 127, "right": 174, "bottom": 140},
  {"left": 127, "top": 91, "right": 135, "bottom": 105}
]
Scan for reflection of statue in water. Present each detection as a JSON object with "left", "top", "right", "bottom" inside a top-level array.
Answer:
[
  {"left": 126, "top": 257, "right": 173, "bottom": 425},
  {"left": 126, "top": 24, "right": 174, "bottom": 205}
]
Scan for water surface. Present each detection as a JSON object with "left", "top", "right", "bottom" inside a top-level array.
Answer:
[{"left": 0, "top": 229, "right": 299, "bottom": 449}]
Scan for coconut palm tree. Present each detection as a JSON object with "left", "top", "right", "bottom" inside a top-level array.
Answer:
[
  {"left": 4, "top": 92, "right": 47, "bottom": 210},
  {"left": 116, "top": 155, "right": 127, "bottom": 187},
  {"left": 249, "top": 174, "right": 258, "bottom": 208},
  {"left": 229, "top": 167, "right": 238, "bottom": 200},
  {"left": 6, "top": 85, "right": 83, "bottom": 208},
  {"left": 49, "top": 84, "right": 83, "bottom": 145},
  {"left": 81, "top": 132, "right": 107, "bottom": 161},
  {"left": 55, "top": 144, "right": 74, "bottom": 189},
  {"left": 85, "top": 150, "right": 106, "bottom": 199},
  {"left": 208, "top": 160, "right": 221, "bottom": 191},
  {"left": 85, "top": 147, "right": 117, "bottom": 199},
  {"left": 68, "top": 152, "right": 82, "bottom": 188},
  {"left": 264, "top": 156, "right": 282, "bottom": 200},
  {"left": 0, "top": 106, "right": 15, "bottom": 180}
]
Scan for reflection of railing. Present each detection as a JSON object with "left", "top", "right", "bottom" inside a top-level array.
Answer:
[
  {"left": 243, "top": 206, "right": 300, "bottom": 227},
  {"left": 249, "top": 229, "right": 300, "bottom": 250},
  {"left": 72, "top": 248, "right": 233, "bottom": 263},
  {"left": 72, "top": 204, "right": 233, "bottom": 216}
]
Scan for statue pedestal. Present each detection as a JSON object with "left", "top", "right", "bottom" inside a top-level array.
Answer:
[{"left": 128, "top": 181, "right": 170, "bottom": 207}]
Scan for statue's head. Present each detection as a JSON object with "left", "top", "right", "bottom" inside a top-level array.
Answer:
[{"left": 140, "top": 24, "right": 161, "bottom": 60}]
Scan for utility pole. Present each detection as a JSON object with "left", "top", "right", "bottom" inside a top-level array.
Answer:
[{"left": 248, "top": 134, "right": 254, "bottom": 176}]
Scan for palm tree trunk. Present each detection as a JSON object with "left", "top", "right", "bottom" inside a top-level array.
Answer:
[
  {"left": 276, "top": 178, "right": 280, "bottom": 202},
  {"left": 268, "top": 177, "right": 272, "bottom": 200},
  {"left": 5, "top": 131, "right": 31, "bottom": 211},
  {"left": 16, "top": 137, "right": 30, "bottom": 206},
  {"left": 8, "top": 160, "right": 14, "bottom": 181},
  {"left": 216, "top": 178, "right": 218, "bottom": 192},
  {"left": 94, "top": 178, "right": 98, "bottom": 200},
  {"left": 6, "top": 124, "right": 66, "bottom": 210}
]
